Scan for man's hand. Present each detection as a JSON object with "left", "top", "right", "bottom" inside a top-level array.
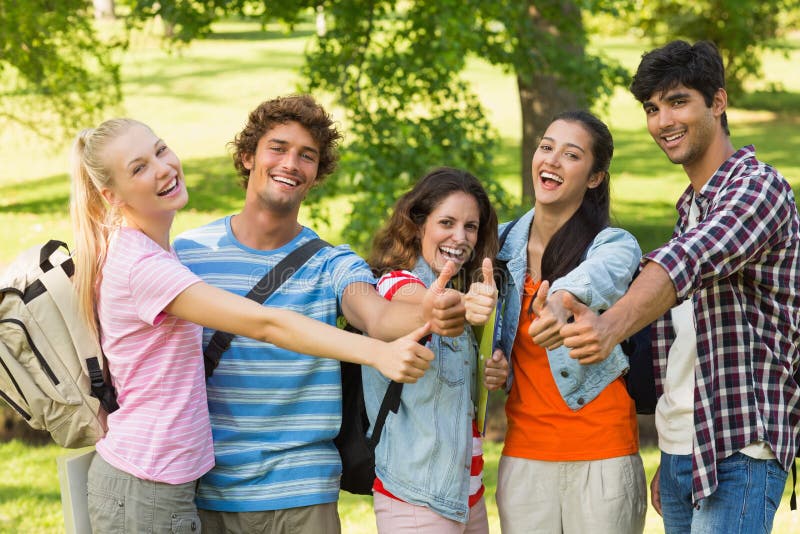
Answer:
[
  {"left": 559, "top": 292, "right": 616, "bottom": 364},
  {"left": 422, "top": 260, "right": 466, "bottom": 337},
  {"left": 527, "top": 282, "right": 572, "bottom": 350},
  {"left": 374, "top": 322, "right": 436, "bottom": 383},
  {"left": 484, "top": 348, "right": 509, "bottom": 391},
  {"left": 465, "top": 258, "right": 498, "bottom": 325},
  {"left": 651, "top": 464, "right": 662, "bottom": 516}
]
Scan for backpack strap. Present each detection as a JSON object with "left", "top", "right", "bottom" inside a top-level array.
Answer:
[
  {"left": 203, "top": 238, "right": 331, "bottom": 378},
  {"left": 37, "top": 241, "right": 118, "bottom": 413},
  {"left": 366, "top": 381, "right": 403, "bottom": 449},
  {"left": 494, "top": 217, "right": 521, "bottom": 292}
]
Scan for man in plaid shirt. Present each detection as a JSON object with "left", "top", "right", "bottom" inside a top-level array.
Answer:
[{"left": 557, "top": 40, "right": 800, "bottom": 533}]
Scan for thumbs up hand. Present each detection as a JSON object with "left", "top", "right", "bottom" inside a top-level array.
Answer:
[
  {"left": 465, "top": 258, "right": 498, "bottom": 325},
  {"left": 559, "top": 292, "right": 613, "bottom": 364},
  {"left": 375, "top": 322, "right": 436, "bottom": 383},
  {"left": 422, "top": 260, "right": 466, "bottom": 337},
  {"left": 527, "top": 282, "right": 571, "bottom": 350}
]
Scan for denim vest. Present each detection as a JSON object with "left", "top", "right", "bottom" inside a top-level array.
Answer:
[
  {"left": 362, "top": 258, "right": 478, "bottom": 522},
  {"left": 496, "top": 208, "right": 642, "bottom": 409}
]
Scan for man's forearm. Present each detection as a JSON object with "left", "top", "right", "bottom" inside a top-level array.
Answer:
[{"left": 600, "top": 261, "right": 677, "bottom": 344}]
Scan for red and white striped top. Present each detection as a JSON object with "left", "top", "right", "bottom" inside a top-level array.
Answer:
[
  {"left": 95, "top": 227, "right": 213, "bottom": 484},
  {"left": 372, "top": 270, "right": 485, "bottom": 507}
]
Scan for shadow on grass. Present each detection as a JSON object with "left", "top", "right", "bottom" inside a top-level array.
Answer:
[
  {"left": 737, "top": 89, "right": 800, "bottom": 114},
  {"left": 0, "top": 155, "right": 244, "bottom": 216},
  {"left": 205, "top": 27, "right": 315, "bottom": 41},
  {"left": 124, "top": 54, "right": 304, "bottom": 102},
  {"left": 0, "top": 484, "right": 60, "bottom": 504},
  {"left": 0, "top": 173, "right": 70, "bottom": 215}
]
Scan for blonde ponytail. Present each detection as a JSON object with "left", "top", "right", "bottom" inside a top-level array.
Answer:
[{"left": 69, "top": 118, "right": 143, "bottom": 338}]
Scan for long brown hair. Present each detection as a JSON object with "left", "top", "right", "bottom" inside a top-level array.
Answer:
[{"left": 369, "top": 167, "right": 498, "bottom": 289}]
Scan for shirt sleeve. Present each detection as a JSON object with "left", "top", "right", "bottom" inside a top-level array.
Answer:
[
  {"left": 645, "top": 170, "right": 796, "bottom": 301},
  {"left": 376, "top": 270, "right": 425, "bottom": 301},
  {"left": 549, "top": 227, "right": 642, "bottom": 311},
  {"left": 324, "top": 245, "right": 378, "bottom": 302},
  {"left": 129, "top": 246, "right": 202, "bottom": 325}
]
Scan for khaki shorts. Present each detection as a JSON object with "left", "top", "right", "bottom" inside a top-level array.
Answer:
[
  {"left": 496, "top": 453, "right": 647, "bottom": 534},
  {"left": 87, "top": 452, "right": 200, "bottom": 533},
  {"left": 199, "top": 502, "right": 340, "bottom": 534}
]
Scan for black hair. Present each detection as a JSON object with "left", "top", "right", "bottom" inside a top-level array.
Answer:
[
  {"left": 538, "top": 110, "right": 612, "bottom": 286},
  {"left": 630, "top": 40, "right": 729, "bottom": 135}
]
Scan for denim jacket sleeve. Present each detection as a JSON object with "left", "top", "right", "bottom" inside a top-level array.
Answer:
[{"left": 549, "top": 227, "right": 642, "bottom": 311}]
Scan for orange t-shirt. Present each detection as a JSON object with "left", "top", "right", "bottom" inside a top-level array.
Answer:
[{"left": 502, "top": 275, "right": 639, "bottom": 461}]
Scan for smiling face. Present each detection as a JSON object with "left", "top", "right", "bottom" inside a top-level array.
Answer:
[
  {"left": 531, "top": 119, "right": 603, "bottom": 215},
  {"left": 243, "top": 121, "right": 320, "bottom": 215},
  {"left": 101, "top": 123, "right": 187, "bottom": 219},
  {"left": 643, "top": 84, "right": 721, "bottom": 169},
  {"left": 419, "top": 191, "right": 480, "bottom": 276}
]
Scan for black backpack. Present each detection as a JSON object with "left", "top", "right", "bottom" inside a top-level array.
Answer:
[{"left": 334, "top": 358, "right": 402, "bottom": 495}]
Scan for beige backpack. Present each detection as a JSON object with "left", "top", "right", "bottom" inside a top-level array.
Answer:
[{"left": 0, "top": 240, "right": 117, "bottom": 448}]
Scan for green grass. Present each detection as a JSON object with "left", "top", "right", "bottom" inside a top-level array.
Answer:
[
  {"left": 2, "top": 440, "right": 798, "bottom": 534},
  {"left": 1, "top": 18, "right": 800, "bottom": 533}
]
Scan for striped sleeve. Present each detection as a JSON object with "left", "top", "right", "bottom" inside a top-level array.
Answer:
[
  {"left": 129, "top": 244, "right": 201, "bottom": 325},
  {"left": 376, "top": 270, "right": 425, "bottom": 301}
]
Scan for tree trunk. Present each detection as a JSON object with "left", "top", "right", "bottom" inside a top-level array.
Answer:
[
  {"left": 92, "top": 0, "right": 115, "bottom": 19},
  {"left": 517, "top": 1, "right": 588, "bottom": 201}
]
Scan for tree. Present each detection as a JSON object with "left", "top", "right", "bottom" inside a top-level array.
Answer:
[
  {"left": 124, "top": 1, "right": 628, "bottom": 248},
  {"left": 93, "top": 0, "right": 116, "bottom": 19},
  {"left": 624, "top": 0, "right": 800, "bottom": 97},
  {"left": 0, "top": 0, "right": 123, "bottom": 140}
]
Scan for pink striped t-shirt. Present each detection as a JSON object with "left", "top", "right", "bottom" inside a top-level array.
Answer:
[{"left": 95, "top": 227, "right": 213, "bottom": 484}]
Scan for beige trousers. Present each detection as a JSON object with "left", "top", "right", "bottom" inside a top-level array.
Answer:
[{"left": 496, "top": 454, "right": 647, "bottom": 534}]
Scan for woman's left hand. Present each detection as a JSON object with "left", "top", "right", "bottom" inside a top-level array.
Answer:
[
  {"left": 484, "top": 348, "right": 509, "bottom": 391},
  {"left": 464, "top": 258, "right": 498, "bottom": 325}
]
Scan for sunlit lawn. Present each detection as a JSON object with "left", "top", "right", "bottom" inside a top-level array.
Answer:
[{"left": 1, "top": 440, "right": 798, "bottom": 533}]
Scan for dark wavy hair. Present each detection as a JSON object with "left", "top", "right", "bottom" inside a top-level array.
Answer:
[
  {"left": 630, "top": 40, "right": 729, "bottom": 135},
  {"left": 369, "top": 167, "right": 499, "bottom": 290},
  {"left": 231, "top": 94, "right": 342, "bottom": 189},
  {"left": 538, "top": 110, "right": 612, "bottom": 286}
]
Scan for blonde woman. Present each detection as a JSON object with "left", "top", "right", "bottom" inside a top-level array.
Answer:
[{"left": 70, "top": 118, "right": 436, "bottom": 533}]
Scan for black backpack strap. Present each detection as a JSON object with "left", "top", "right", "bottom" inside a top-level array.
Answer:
[
  {"left": 791, "top": 460, "right": 797, "bottom": 510},
  {"left": 494, "top": 217, "right": 521, "bottom": 292},
  {"left": 203, "top": 238, "right": 331, "bottom": 378},
  {"left": 366, "top": 381, "right": 403, "bottom": 449},
  {"left": 499, "top": 217, "right": 520, "bottom": 250}
]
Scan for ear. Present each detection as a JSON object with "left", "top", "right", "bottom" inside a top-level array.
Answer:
[
  {"left": 100, "top": 186, "right": 123, "bottom": 207},
  {"left": 587, "top": 170, "right": 605, "bottom": 189},
  {"left": 712, "top": 88, "right": 728, "bottom": 118},
  {"left": 242, "top": 152, "right": 254, "bottom": 171}
]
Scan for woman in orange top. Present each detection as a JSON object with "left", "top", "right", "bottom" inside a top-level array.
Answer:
[{"left": 492, "top": 111, "right": 647, "bottom": 533}]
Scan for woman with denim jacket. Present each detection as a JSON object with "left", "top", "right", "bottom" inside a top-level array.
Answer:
[
  {"left": 362, "top": 167, "right": 505, "bottom": 533},
  {"left": 493, "top": 111, "right": 647, "bottom": 534}
]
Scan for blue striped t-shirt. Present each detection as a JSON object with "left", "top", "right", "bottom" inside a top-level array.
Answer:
[{"left": 174, "top": 217, "right": 375, "bottom": 512}]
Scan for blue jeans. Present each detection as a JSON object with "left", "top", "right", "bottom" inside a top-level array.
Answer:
[{"left": 659, "top": 451, "right": 787, "bottom": 534}]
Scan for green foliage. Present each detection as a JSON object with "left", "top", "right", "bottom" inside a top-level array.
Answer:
[
  {"left": 121, "top": 1, "right": 632, "bottom": 249},
  {"left": 624, "top": 0, "right": 800, "bottom": 96},
  {"left": 0, "top": 0, "right": 123, "bottom": 139},
  {"left": 301, "top": 1, "right": 512, "bottom": 249}
]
